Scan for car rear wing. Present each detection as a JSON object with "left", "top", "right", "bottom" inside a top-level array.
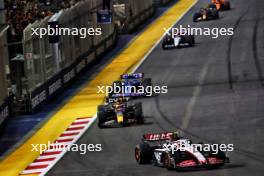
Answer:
[
  {"left": 143, "top": 132, "right": 173, "bottom": 141},
  {"left": 121, "top": 73, "right": 144, "bottom": 79}
]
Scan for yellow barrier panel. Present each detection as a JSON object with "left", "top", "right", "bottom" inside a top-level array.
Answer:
[{"left": 0, "top": 0, "right": 197, "bottom": 175}]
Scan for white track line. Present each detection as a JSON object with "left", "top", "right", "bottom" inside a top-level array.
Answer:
[{"left": 180, "top": 48, "right": 212, "bottom": 130}]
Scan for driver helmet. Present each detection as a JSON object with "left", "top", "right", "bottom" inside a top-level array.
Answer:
[{"left": 171, "top": 131, "right": 181, "bottom": 141}]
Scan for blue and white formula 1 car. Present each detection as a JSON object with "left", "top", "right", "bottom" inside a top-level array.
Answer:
[
  {"left": 108, "top": 73, "right": 152, "bottom": 98},
  {"left": 119, "top": 73, "right": 152, "bottom": 87}
]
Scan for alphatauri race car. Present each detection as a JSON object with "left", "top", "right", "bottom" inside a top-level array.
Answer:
[
  {"left": 193, "top": 7, "right": 219, "bottom": 22},
  {"left": 97, "top": 97, "right": 143, "bottom": 128},
  {"left": 118, "top": 73, "right": 152, "bottom": 88},
  {"left": 210, "top": 0, "right": 230, "bottom": 11},
  {"left": 162, "top": 35, "right": 195, "bottom": 49},
  {"left": 135, "top": 132, "right": 230, "bottom": 170},
  {"left": 108, "top": 73, "right": 152, "bottom": 98}
]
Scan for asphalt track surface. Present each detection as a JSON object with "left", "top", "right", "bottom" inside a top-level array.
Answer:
[{"left": 48, "top": 0, "right": 264, "bottom": 175}]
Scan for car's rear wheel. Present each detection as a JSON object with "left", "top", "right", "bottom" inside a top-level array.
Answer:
[
  {"left": 135, "top": 143, "right": 152, "bottom": 164},
  {"left": 134, "top": 102, "right": 143, "bottom": 124},
  {"left": 224, "top": 1, "right": 231, "bottom": 10},
  {"left": 212, "top": 10, "right": 219, "bottom": 19},
  {"left": 162, "top": 41, "right": 167, "bottom": 50},
  {"left": 142, "top": 78, "right": 152, "bottom": 87},
  {"left": 188, "top": 35, "right": 195, "bottom": 46}
]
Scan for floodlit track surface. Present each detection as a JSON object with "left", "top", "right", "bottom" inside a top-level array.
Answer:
[{"left": 48, "top": 0, "right": 264, "bottom": 175}]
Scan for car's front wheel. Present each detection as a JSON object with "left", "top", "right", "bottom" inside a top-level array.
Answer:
[
  {"left": 163, "top": 153, "right": 174, "bottom": 170},
  {"left": 193, "top": 12, "right": 201, "bottom": 22},
  {"left": 97, "top": 110, "right": 107, "bottom": 128}
]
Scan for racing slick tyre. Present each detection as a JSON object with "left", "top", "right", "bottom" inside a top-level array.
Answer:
[
  {"left": 213, "top": 10, "right": 219, "bottom": 19},
  {"left": 206, "top": 146, "right": 227, "bottom": 169},
  {"left": 191, "top": 35, "right": 195, "bottom": 45},
  {"left": 97, "top": 105, "right": 106, "bottom": 112},
  {"left": 135, "top": 143, "right": 152, "bottom": 164},
  {"left": 188, "top": 35, "right": 195, "bottom": 46},
  {"left": 163, "top": 153, "right": 174, "bottom": 170},
  {"left": 193, "top": 12, "right": 201, "bottom": 22},
  {"left": 142, "top": 78, "right": 152, "bottom": 87},
  {"left": 223, "top": 1, "right": 231, "bottom": 10},
  {"left": 215, "top": 150, "right": 227, "bottom": 161},
  {"left": 162, "top": 43, "right": 166, "bottom": 50},
  {"left": 134, "top": 102, "right": 143, "bottom": 124},
  {"left": 97, "top": 110, "right": 107, "bottom": 128}
]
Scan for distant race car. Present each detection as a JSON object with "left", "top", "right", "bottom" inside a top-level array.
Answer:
[
  {"left": 97, "top": 96, "right": 143, "bottom": 128},
  {"left": 210, "top": 0, "right": 230, "bottom": 11},
  {"left": 135, "top": 132, "right": 230, "bottom": 170},
  {"left": 193, "top": 7, "right": 219, "bottom": 22},
  {"left": 118, "top": 73, "right": 152, "bottom": 87},
  {"left": 108, "top": 73, "right": 152, "bottom": 98},
  {"left": 162, "top": 35, "right": 195, "bottom": 49}
]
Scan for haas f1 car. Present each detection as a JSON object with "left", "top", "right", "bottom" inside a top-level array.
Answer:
[
  {"left": 97, "top": 97, "right": 144, "bottom": 128},
  {"left": 108, "top": 73, "right": 152, "bottom": 98},
  {"left": 162, "top": 35, "right": 195, "bottom": 49},
  {"left": 210, "top": 0, "right": 230, "bottom": 11},
  {"left": 135, "top": 132, "right": 230, "bottom": 170},
  {"left": 193, "top": 7, "right": 219, "bottom": 22}
]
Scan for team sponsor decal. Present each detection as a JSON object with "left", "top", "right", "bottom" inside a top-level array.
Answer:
[{"left": 31, "top": 90, "right": 47, "bottom": 110}]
